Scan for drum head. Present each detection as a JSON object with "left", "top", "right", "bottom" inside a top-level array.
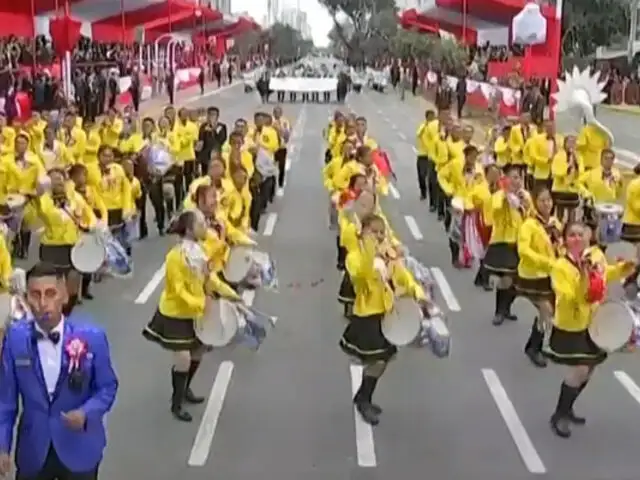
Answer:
[
  {"left": 381, "top": 297, "right": 421, "bottom": 346},
  {"left": 595, "top": 203, "right": 622, "bottom": 215},
  {"left": 195, "top": 299, "right": 239, "bottom": 347},
  {"left": 589, "top": 301, "right": 634, "bottom": 352},
  {"left": 71, "top": 234, "right": 106, "bottom": 273},
  {"left": 224, "top": 246, "right": 254, "bottom": 283},
  {"left": 0, "top": 293, "right": 11, "bottom": 323},
  {"left": 6, "top": 194, "right": 26, "bottom": 209}
]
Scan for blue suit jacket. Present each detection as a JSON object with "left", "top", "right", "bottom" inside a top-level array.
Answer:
[{"left": 0, "top": 314, "right": 118, "bottom": 477}]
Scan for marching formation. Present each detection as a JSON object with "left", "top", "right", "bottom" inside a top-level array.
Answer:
[{"left": 413, "top": 67, "right": 640, "bottom": 438}]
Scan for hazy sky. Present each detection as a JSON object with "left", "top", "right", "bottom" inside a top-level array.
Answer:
[{"left": 231, "top": 0, "right": 333, "bottom": 47}]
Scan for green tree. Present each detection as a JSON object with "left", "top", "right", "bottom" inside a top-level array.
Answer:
[
  {"left": 561, "top": 0, "right": 631, "bottom": 57},
  {"left": 319, "top": 0, "right": 397, "bottom": 62},
  {"left": 227, "top": 22, "right": 313, "bottom": 61}
]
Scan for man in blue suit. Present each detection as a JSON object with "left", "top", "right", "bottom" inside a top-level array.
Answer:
[{"left": 0, "top": 262, "right": 119, "bottom": 479}]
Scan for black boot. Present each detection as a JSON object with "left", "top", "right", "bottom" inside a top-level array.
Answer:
[
  {"left": 354, "top": 376, "right": 381, "bottom": 426},
  {"left": 19, "top": 231, "right": 31, "bottom": 259},
  {"left": 185, "top": 361, "right": 205, "bottom": 404},
  {"left": 550, "top": 382, "right": 581, "bottom": 438},
  {"left": 81, "top": 274, "right": 94, "bottom": 300},
  {"left": 171, "top": 370, "right": 193, "bottom": 422},
  {"left": 524, "top": 318, "right": 547, "bottom": 368},
  {"left": 568, "top": 381, "right": 588, "bottom": 425},
  {"left": 492, "top": 290, "right": 505, "bottom": 326},
  {"left": 503, "top": 287, "right": 518, "bottom": 321}
]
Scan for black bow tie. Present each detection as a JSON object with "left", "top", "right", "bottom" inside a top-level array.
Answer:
[{"left": 33, "top": 330, "right": 60, "bottom": 345}]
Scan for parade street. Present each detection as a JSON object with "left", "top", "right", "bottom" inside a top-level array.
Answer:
[{"left": 71, "top": 84, "right": 640, "bottom": 480}]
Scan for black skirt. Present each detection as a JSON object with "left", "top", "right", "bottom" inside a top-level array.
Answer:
[
  {"left": 142, "top": 310, "right": 201, "bottom": 351},
  {"left": 324, "top": 148, "right": 332, "bottom": 165},
  {"left": 552, "top": 191, "right": 580, "bottom": 209},
  {"left": 544, "top": 326, "right": 607, "bottom": 366},
  {"left": 339, "top": 313, "right": 397, "bottom": 363},
  {"left": 338, "top": 271, "right": 355, "bottom": 305},
  {"left": 515, "top": 276, "right": 554, "bottom": 303},
  {"left": 621, "top": 223, "right": 640, "bottom": 243},
  {"left": 107, "top": 208, "right": 124, "bottom": 228},
  {"left": 39, "top": 244, "right": 73, "bottom": 274},
  {"left": 483, "top": 242, "right": 519, "bottom": 277}
]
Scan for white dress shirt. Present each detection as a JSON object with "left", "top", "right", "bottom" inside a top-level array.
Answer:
[{"left": 35, "top": 318, "right": 65, "bottom": 398}]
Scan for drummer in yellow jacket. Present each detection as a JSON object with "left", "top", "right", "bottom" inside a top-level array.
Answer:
[
  {"left": 4, "top": 132, "right": 46, "bottom": 259},
  {"left": 546, "top": 220, "right": 634, "bottom": 438},
  {"left": 339, "top": 213, "right": 428, "bottom": 426},
  {"left": 58, "top": 111, "right": 87, "bottom": 165},
  {"left": 36, "top": 167, "right": 97, "bottom": 314},
  {"left": 620, "top": 164, "right": 640, "bottom": 289},
  {"left": 142, "top": 207, "right": 240, "bottom": 423}
]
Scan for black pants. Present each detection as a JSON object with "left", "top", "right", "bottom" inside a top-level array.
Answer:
[
  {"left": 17, "top": 446, "right": 99, "bottom": 480},
  {"left": 289, "top": 92, "right": 296, "bottom": 102},
  {"left": 131, "top": 91, "right": 140, "bottom": 112},
  {"left": 427, "top": 159, "right": 439, "bottom": 210},
  {"left": 275, "top": 148, "right": 287, "bottom": 188},
  {"left": 261, "top": 176, "right": 276, "bottom": 207},
  {"left": 183, "top": 160, "right": 195, "bottom": 195},
  {"left": 136, "top": 182, "right": 148, "bottom": 238},
  {"left": 172, "top": 167, "right": 184, "bottom": 208},
  {"left": 168, "top": 88, "right": 174, "bottom": 105},
  {"left": 249, "top": 182, "right": 262, "bottom": 231},
  {"left": 416, "top": 155, "right": 429, "bottom": 199},
  {"left": 456, "top": 96, "right": 465, "bottom": 118},
  {"left": 148, "top": 179, "right": 168, "bottom": 232},
  {"left": 277, "top": 91, "right": 285, "bottom": 102}
]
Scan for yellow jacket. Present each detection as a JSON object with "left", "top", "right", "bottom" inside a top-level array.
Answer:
[
  {"left": 530, "top": 133, "right": 563, "bottom": 179},
  {"left": 623, "top": 176, "right": 640, "bottom": 225},
  {"left": 347, "top": 238, "right": 425, "bottom": 317},
  {"left": 37, "top": 191, "right": 97, "bottom": 245},
  {"left": 517, "top": 216, "right": 561, "bottom": 279},
  {"left": 581, "top": 167, "right": 623, "bottom": 203},
  {"left": 576, "top": 125, "right": 609, "bottom": 171},
  {"left": 95, "top": 163, "right": 134, "bottom": 214},
  {"left": 489, "top": 190, "right": 532, "bottom": 244},
  {"left": 551, "top": 150, "right": 587, "bottom": 195},
  {"left": 551, "top": 253, "right": 631, "bottom": 332}
]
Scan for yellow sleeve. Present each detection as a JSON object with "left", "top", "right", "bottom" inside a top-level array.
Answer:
[
  {"left": 438, "top": 162, "right": 455, "bottom": 196},
  {"left": 508, "top": 127, "right": 524, "bottom": 156},
  {"left": 517, "top": 222, "right": 555, "bottom": 274},
  {"left": 78, "top": 195, "right": 97, "bottom": 229},
  {"left": 0, "top": 235, "right": 11, "bottom": 289},
  {"left": 333, "top": 164, "right": 353, "bottom": 192},
  {"left": 606, "top": 261, "right": 635, "bottom": 283},
  {"left": 121, "top": 172, "right": 134, "bottom": 214},
  {"left": 132, "top": 179, "right": 142, "bottom": 200},
  {"left": 627, "top": 181, "right": 640, "bottom": 215},
  {"left": 166, "top": 251, "right": 203, "bottom": 311},
  {"left": 551, "top": 151, "right": 568, "bottom": 178},
  {"left": 206, "top": 272, "right": 241, "bottom": 300},
  {"left": 345, "top": 238, "right": 376, "bottom": 284},
  {"left": 393, "top": 263, "right": 426, "bottom": 300},
  {"left": 85, "top": 132, "right": 100, "bottom": 158},
  {"left": 93, "top": 188, "right": 108, "bottom": 221},
  {"left": 434, "top": 140, "right": 448, "bottom": 168},
  {"left": 494, "top": 137, "right": 508, "bottom": 155},
  {"left": 340, "top": 221, "right": 359, "bottom": 251},
  {"left": 551, "top": 260, "right": 581, "bottom": 303},
  {"left": 531, "top": 138, "right": 548, "bottom": 168},
  {"left": 322, "top": 160, "right": 337, "bottom": 191},
  {"left": 224, "top": 217, "right": 254, "bottom": 246},
  {"left": 36, "top": 194, "right": 59, "bottom": 227}
]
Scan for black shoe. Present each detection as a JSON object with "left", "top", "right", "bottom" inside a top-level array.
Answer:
[
  {"left": 429, "top": 206, "right": 436, "bottom": 212},
  {"left": 356, "top": 402, "right": 380, "bottom": 426},
  {"left": 525, "top": 348, "right": 547, "bottom": 368},
  {"left": 482, "top": 283, "right": 492, "bottom": 292},
  {"left": 171, "top": 370, "right": 193, "bottom": 422},
  {"left": 171, "top": 405, "right": 193, "bottom": 422},
  {"left": 185, "top": 388, "right": 205, "bottom": 404},
  {"left": 505, "top": 312, "right": 518, "bottom": 321},
  {"left": 419, "top": 194, "right": 426, "bottom": 201},
  {"left": 567, "top": 410, "right": 586, "bottom": 425},
  {"left": 370, "top": 403, "right": 382, "bottom": 415},
  {"left": 550, "top": 414, "right": 571, "bottom": 438},
  {"left": 83, "top": 293, "right": 94, "bottom": 300},
  {"left": 492, "top": 314, "right": 505, "bottom": 326}
]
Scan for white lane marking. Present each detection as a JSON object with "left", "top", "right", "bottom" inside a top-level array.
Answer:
[
  {"left": 262, "top": 213, "right": 278, "bottom": 236},
  {"left": 614, "top": 371, "right": 640, "bottom": 403},
  {"left": 134, "top": 264, "right": 166, "bottom": 304},
  {"left": 188, "top": 361, "right": 234, "bottom": 466},
  {"left": 276, "top": 187, "right": 285, "bottom": 197},
  {"left": 398, "top": 132, "right": 407, "bottom": 141},
  {"left": 481, "top": 369, "right": 546, "bottom": 475},
  {"left": 349, "top": 365, "right": 377, "bottom": 467},
  {"left": 392, "top": 124, "right": 399, "bottom": 131},
  {"left": 430, "top": 267, "right": 461, "bottom": 312},
  {"left": 612, "top": 147, "right": 640, "bottom": 168},
  {"left": 404, "top": 215, "right": 423, "bottom": 240},
  {"left": 412, "top": 146, "right": 418, "bottom": 155},
  {"left": 376, "top": 109, "right": 382, "bottom": 114},
  {"left": 388, "top": 183, "right": 400, "bottom": 199},
  {"left": 285, "top": 157, "right": 292, "bottom": 171}
]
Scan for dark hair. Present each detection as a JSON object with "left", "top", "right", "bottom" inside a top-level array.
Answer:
[
  {"left": 356, "top": 116, "right": 366, "bottom": 123},
  {"left": 633, "top": 164, "right": 640, "bottom": 175},
  {"left": 167, "top": 210, "right": 198, "bottom": 237},
  {"left": 531, "top": 184, "right": 551, "bottom": 202},
  {"left": 356, "top": 145, "right": 371, "bottom": 160},
  {"left": 229, "top": 131, "right": 243, "bottom": 141},
  {"left": 142, "top": 117, "right": 154, "bottom": 125},
  {"left": 97, "top": 145, "right": 113, "bottom": 157},
  {"left": 562, "top": 220, "right": 585, "bottom": 240},
  {"left": 207, "top": 107, "right": 220, "bottom": 115},
  {"left": 503, "top": 163, "right": 519, "bottom": 175},
  {"left": 27, "top": 262, "right": 65, "bottom": 282},
  {"left": 601, "top": 148, "right": 615, "bottom": 158},
  {"left": 360, "top": 213, "right": 384, "bottom": 230},
  {"left": 463, "top": 145, "right": 478, "bottom": 157},
  {"left": 68, "top": 163, "right": 87, "bottom": 179}
]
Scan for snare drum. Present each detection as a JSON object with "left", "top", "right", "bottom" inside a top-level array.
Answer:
[
  {"left": 594, "top": 203, "right": 623, "bottom": 244},
  {"left": 195, "top": 298, "right": 240, "bottom": 347},
  {"left": 381, "top": 297, "right": 421, "bottom": 346},
  {"left": 1, "top": 194, "right": 27, "bottom": 234},
  {"left": 589, "top": 300, "right": 635, "bottom": 352},
  {"left": 224, "top": 246, "right": 255, "bottom": 284},
  {"left": 71, "top": 233, "right": 106, "bottom": 273}
]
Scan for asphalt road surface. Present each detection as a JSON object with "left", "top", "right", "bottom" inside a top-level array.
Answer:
[{"left": 59, "top": 84, "right": 640, "bottom": 480}]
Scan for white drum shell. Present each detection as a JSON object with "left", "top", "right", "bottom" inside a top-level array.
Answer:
[
  {"left": 589, "top": 301, "right": 634, "bottom": 352},
  {"left": 224, "top": 246, "right": 254, "bottom": 283},
  {"left": 195, "top": 298, "right": 239, "bottom": 346},
  {"left": 71, "top": 233, "right": 106, "bottom": 273},
  {"left": 381, "top": 297, "right": 421, "bottom": 346}
]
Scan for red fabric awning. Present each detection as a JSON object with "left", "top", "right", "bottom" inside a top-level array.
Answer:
[
  {"left": 399, "top": 9, "right": 477, "bottom": 44},
  {"left": 0, "top": 0, "right": 84, "bottom": 15},
  {"left": 435, "top": 0, "right": 555, "bottom": 25},
  {"left": 91, "top": 0, "right": 195, "bottom": 29},
  {"left": 145, "top": 6, "right": 222, "bottom": 37}
]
